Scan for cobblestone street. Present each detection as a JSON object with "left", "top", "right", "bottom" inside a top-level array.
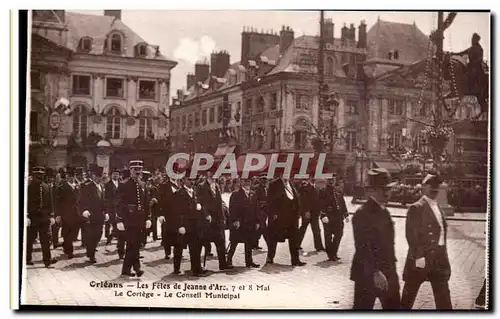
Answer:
[{"left": 21, "top": 203, "right": 487, "bottom": 310}]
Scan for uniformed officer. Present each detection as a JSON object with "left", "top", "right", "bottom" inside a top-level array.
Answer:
[
  {"left": 350, "top": 168, "right": 400, "bottom": 309},
  {"left": 46, "top": 168, "right": 61, "bottom": 249},
  {"left": 55, "top": 167, "right": 80, "bottom": 259},
  {"left": 116, "top": 160, "right": 152, "bottom": 277},
  {"left": 401, "top": 174, "right": 452, "bottom": 309},
  {"left": 79, "top": 165, "right": 108, "bottom": 263},
  {"left": 26, "top": 166, "right": 57, "bottom": 267}
]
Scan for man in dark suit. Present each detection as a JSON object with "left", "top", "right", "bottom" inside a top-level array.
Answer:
[
  {"left": 320, "top": 177, "right": 349, "bottom": 261},
  {"left": 196, "top": 171, "right": 231, "bottom": 270},
  {"left": 252, "top": 174, "right": 268, "bottom": 250},
  {"left": 55, "top": 167, "right": 80, "bottom": 259},
  {"left": 266, "top": 174, "right": 306, "bottom": 266},
  {"left": 104, "top": 168, "right": 120, "bottom": 245},
  {"left": 297, "top": 176, "right": 325, "bottom": 252},
  {"left": 401, "top": 174, "right": 453, "bottom": 309},
  {"left": 141, "top": 170, "right": 158, "bottom": 246},
  {"left": 45, "top": 168, "right": 61, "bottom": 249},
  {"left": 173, "top": 171, "right": 205, "bottom": 276},
  {"left": 158, "top": 174, "right": 180, "bottom": 260},
  {"left": 350, "top": 168, "right": 400, "bottom": 309},
  {"left": 227, "top": 178, "right": 261, "bottom": 268},
  {"left": 116, "top": 160, "right": 151, "bottom": 277},
  {"left": 26, "top": 167, "right": 57, "bottom": 267},
  {"left": 79, "top": 165, "right": 108, "bottom": 263}
]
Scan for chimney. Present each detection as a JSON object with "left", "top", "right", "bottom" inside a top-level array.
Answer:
[
  {"left": 104, "top": 10, "right": 121, "bottom": 20},
  {"left": 194, "top": 61, "right": 210, "bottom": 83},
  {"left": 186, "top": 73, "right": 196, "bottom": 89},
  {"left": 349, "top": 23, "right": 356, "bottom": 42},
  {"left": 176, "top": 89, "right": 184, "bottom": 101},
  {"left": 210, "top": 50, "right": 231, "bottom": 78},
  {"left": 394, "top": 50, "right": 399, "bottom": 60},
  {"left": 279, "top": 25, "right": 294, "bottom": 54},
  {"left": 357, "top": 20, "right": 367, "bottom": 48},
  {"left": 341, "top": 23, "right": 348, "bottom": 46},
  {"left": 323, "top": 18, "right": 334, "bottom": 44}
]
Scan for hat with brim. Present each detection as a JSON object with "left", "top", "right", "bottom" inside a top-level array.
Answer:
[
  {"left": 422, "top": 174, "right": 442, "bottom": 188},
  {"left": 129, "top": 160, "right": 144, "bottom": 169},
  {"left": 367, "top": 168, "right": 392, "bottom": 188},
  {"left": 32, "top": 166, "right": 45, "bottom": 175},
  {"left": 142, "top": 170, "right": 152, "bottom": 181},
  {"left": 90, "top": 165, "right": 103, "bottom": 176}
]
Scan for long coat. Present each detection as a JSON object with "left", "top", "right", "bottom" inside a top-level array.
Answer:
[
  {"left": 196, "top": 180, "right": 225, "bottom": 243},
  {"left": 174, "top": 187, "right": 203, "bottom": 245},
  {"left": 299, "top": 182, "right": 320, "bottom": 218},
  {"left": 56, "top": 181, "right": 80, "bottom": 225},
  {"left": 79, "top": 180, "right": 106, "bottom": 225},
  {"left": 228, "top": 189, "right": 261, "bottom": 243},
  {"left": 104, "top": 180, "right": 120, "bottom": 223},
  {"left": 402, "top": 197, "right": 451, "bottom": 282},
  {"left": 266, "top": 178, "right": 301, "bottom": 242},
  {"left": 27, "top": 178, "right": 53, "bottom": 225},
  {"left": 158, "top": 180, "right": 180, "bottom": 246},
  {"left": 116, "top": 179, "right": 150, "bottom": 229},
  {"left": 350, "top": 197, "right": 397, "bottom": 282},
  {"left": 319, "top": 185, "right": 348, "bottom": 230}
]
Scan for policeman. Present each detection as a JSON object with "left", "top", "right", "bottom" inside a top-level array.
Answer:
[
  {"left": 26, "top": 166, "right": 57, "bottom": 267},
  {"left": 350, "top": 168, "right": 400, "bottom": 309},
  {"left": 79, "top": 165, "right": 108, "bottom": 264},
  {"left": 116, "top": 160, "right": 152, "bottom": 277}
]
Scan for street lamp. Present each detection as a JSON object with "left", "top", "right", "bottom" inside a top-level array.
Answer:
[
  {"left": 456, "top": 140, "right": 464, "bottom": 174},
  {"left": 355, "top": 143, "right": 367, "bottom": 189}
]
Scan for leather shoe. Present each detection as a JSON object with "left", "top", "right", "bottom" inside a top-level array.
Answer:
[
  {"left": 220, "top": 265, "right": 233, "bottom": 270},
  {"left": 119, "top": 254, "right": 124, "bottom": 260},
  {"left": 246, "top": 263, "right": 260, "bottom": 268},
  {"left": 26, "top": 261, "right": 34, "bottom": 266},
  {"left": 67, "top": 254, "right": 74, "bottom": 259},
  {"left": 121, "top": 272, "right": 136, "bottom": 277},
  {"left": 265, "top": 259, "right": 274, "bottom": 264},
  {"left": 292, "top": 261, "right": 307, "bottom": 266},
  {"left": 136, "top": 270, "right": 144, "bottom": 277},
  {"left": 88, "top": 258, "right": 97, "bottom": 264},
  {"left": 173, "top": 269, "right": 181, "bottom": 275}
]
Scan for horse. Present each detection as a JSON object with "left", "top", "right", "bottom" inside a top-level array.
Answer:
[{"left": 442, "top": 53, "right": 489, "bottom": 118}]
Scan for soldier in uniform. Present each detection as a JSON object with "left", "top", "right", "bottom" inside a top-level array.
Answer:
[
  {"left": 297, "top": 176, "right": 325, "bottom": 252},
  {"left": 172, "top": 170, "right": 205, "bottom": 276},
  {"left": 320, "top": 176, "right": 349, "bottom": 261},
  {"left": 196, "top": 171, "right": 231, "bottom": 270},
  {"left": 116, "top": 160, "right": 152, "bottom": 277},
  {"left": 350, "top": 168, "right": 400, "bottom": 309},
  {"left": 227, "top": 178, "right": 261, "bottom": 268},
  {"left": 266, "top": 173, "right": 306, "bottom": 266},
  {"left": 158, "top": 168, "right": 180, "bottom": 260},
  {"left": 26, "top": 166, "right": 57, "bottom": 267},
  {"left": 55, "top": 167, "right": 80, "bottom": 259},
  {"left": 401, "top": 174, "right": 452, "bottom": 309},
  {"left": 79, "top": 165, "right": 108, "bottom": 263}
]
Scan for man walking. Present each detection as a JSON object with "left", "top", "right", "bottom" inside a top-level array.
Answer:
[
  {"left": 56, "top": 167, "right": 80, "bottom": 259},
  {"left": 401, "top": 174, "right": 453, "bottom": 309},
  {"left": 297, "top": 176, "right": 325, "bottom": 252}
]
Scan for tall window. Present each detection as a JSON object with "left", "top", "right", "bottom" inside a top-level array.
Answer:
[
  {"left": 296, "top": 95, "right": 311, "bottom": 110},
  {"left": 110, "top": 33, "right": 122, "bottom": 53},
  {"left": 195, "top": 112, "right": 200, "bottom": 127},
  {"left": 388, "top": 131, "right": 402, "bottom": 149},
  {"left": 72, "top": 75, "right": 91, "bottom": 95},
  {"left": 256, "top": 96, "right": 265, "bottom": 113},
  {"left": 138, "top": 109, "right": 154, "bottom": 138},
  {"left": 294, "top": 130, "right": 307, "bottom": 150},
  {"left": 138, "top": 80, "right": 156, "bottom": 100},
  {"left": 202, "top": 109, "right": 207, "bottom": 126},
  {"left": 326, "top": 56, "right": 335, "bottom": 75},
  {"left": 30, "top": 111, "right": 39, "bottom": 141},
  {"left": 217, "top": 105, "right": 223, "bottom": 123},
  {"left": 245, "top": 98, "right": 253, "bottom": 115},
  {"left": 389, "top": 99, "right": 404, "bottom": 115},
  {"left": 346, "top": 99, "right": 358, "bottom": 115},
  {"left": 182, "top": 115, "right": 186, "bottom": 130},
  {"left": 106, "top": 77, "right": 124, "bottom": 97},
  {"left": 270, "top": 125, "right": 276, "bottom": 149},
  {"left": 79, "top": 37, "right": 92, "bottom": 52},
  {"left": 419, "top": 102, "right": 429, "bottom": 117},
  {"left": 31, "top": 71, "right": 42, "bottom": 90},
  {"left": 345, "top": 131, "right": 357, "bottom": 151},
  {"left": 270, "top": 93, "right": 278, "bottom": 110},
  {"left": 209, "top": 107, "right": 215, "bottom": 123},
  {"left": 72, "top": 105, "right": 88, "bottom": 137},
  {"left": 106, "top": 107, "right": 121, "bottom": 139},
  {"left": 414, "top": 131, "right": 426, "bottom": 151},
  {"left": 187, "top": 114, "right": 193, "bottom": 129}
]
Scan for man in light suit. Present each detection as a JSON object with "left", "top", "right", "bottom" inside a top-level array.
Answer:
[{"left": 401, "top": 174, "right": 453, "bottom": 309}]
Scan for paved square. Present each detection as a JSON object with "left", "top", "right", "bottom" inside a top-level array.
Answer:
[{"left": 21, "top": 204, "right": 487, "bottom": 309}]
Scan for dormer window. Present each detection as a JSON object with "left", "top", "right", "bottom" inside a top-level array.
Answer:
[
  {"left": 110, "top": 33, "right": 123, "bottom": 54},
  {"left": 136, "top": 43, "right": 147, "bottom": 57},
  {"left": 78, "top": 37, "right": 92, "bottom": 52}
]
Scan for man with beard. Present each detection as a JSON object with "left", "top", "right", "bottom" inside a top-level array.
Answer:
[
  {"left": 297, "top": 176, "right": 325, "bottom": 252},
  {"left": 196, "top": 171, "right": 231, "bottom": 270},
  {"left": 266, "top": 172, "right": 305, "bottom": 266},
  {"left": 320, "top": 176, "right": 349, "bottom": 261},
  {"left": 350, "top": 168, "right": 400, "bottom": 309},
  {"left": 158, "top": 169, "right": 180, "bottom": 260},
  {"left": 116, "top": 160, "right": 152, "bottom": 277},
  {"left": 401, "top": 174, "right": 452, "bottom": 309},
  {"left": 172, "top": 171, "right": 205, "bottom": 276},
  {"left": 227, "top": 178, "right": 261, "bottom": 268},
  {"left": 79, "top": 165, "right": 108, "bottom": 264},
  {"left": 26, "top": 166, "right": 57, "bottom": 267},
  {"left": 55, "top": 167, "right": 80, "bottom": 259}
]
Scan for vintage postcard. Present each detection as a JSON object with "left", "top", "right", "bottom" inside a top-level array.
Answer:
[{"left": 18, "top": 9, "right": 490, "bottom": 309}]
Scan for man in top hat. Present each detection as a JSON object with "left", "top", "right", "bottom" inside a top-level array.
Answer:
[
  {"left": 196, "top": 170, "right": 231, "bottom": 270},
  {"left": 298, "top": 175, "right": 325, "bottom": 252},
  {"left": 104, "top": 168, "right": 121, "bottom": 249},
  {"left": 350, "top": 168, "right": 400, "bottom": 309},
  {"left": 401, "top": 173, "right": 452, "bottom": 309},
  {"left": 266, "top": 172, "right": 306, "bottom": 266},
  {"left": 79, "top": 165, "right": 108, "bottom": 263},
  {"left": 116, "top": 160, "right": 151, "bottom": 277},
  {"left": 55, "top": 166, "right": 80, "bottom": 259},
  {"left": 26, "top": 166, "right": 58, "bottom": 267},
  {"left": 252, "top": 173, "right": 268, "bottom": 250},
  {"left": 319, "top": 174, "right": 348, "bottom": 261}
]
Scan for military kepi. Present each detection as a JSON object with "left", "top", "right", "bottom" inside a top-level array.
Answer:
[
  {"left": 129, "top": 160, "right": 144, "bottom": 169},
  {"left": 32, "top": 166, "right": 45, "bottom": 175}
]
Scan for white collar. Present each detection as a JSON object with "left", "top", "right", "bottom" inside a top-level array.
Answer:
[
  {"left": 423, "top": 195, "right": 437, "bottom": 205},
  {"left": 184, "top": 185, "right": 193, "bottom": 192}
]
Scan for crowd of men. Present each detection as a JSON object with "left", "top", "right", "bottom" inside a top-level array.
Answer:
[{"left": 25, "top": 161, "right": 486, "bottom": 309}]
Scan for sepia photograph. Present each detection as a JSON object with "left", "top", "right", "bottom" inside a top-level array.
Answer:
[{"left": 19, "top": 9, "right": 490, "bottom": 310}]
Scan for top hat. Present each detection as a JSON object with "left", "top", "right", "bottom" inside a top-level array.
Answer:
[
  {"left": 422, "top": 174, "right": 442, "bottom": 188},
  {"left": 90, "top": 165, "right": 103, "bottom": 176},
  {"left": 111, "top": 167, "right": 120, "bottom": 173},
  {"left": 367, "top": 168, "right": 392, "bottom": 188}
]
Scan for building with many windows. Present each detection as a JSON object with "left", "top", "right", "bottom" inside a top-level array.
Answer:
[{"left": 29, "top": 10, "right": 177, "bottom": 172}]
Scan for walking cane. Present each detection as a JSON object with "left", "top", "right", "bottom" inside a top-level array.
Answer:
[{"left": 203, "top": 243, "right": 208, "bottom": 269}]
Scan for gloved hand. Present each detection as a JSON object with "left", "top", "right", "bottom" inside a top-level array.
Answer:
[
  {"left": 321, "top": 216, "right": 329, "bottom": 224},
  {"left": 196, "top": 203, "right": 202, "bottom": 211},
  {"left": 146, "top": 220, "right": 152, "bottom": 229},
  {"left": 158, "top": 216, "right": 165, "bottom": 223},
  {"left": 104, "top": 214, "right": 110, "bottom": 222},
  {"left": 179, "top": 227, "right": 186, "bottom": 235},
  {"left": 117, "top": 222, "right": 125, "bottom": 231},
  {"left": 26, "top": 217, "right": 31, "bottom": 227},
  {"left": 206, "top": 215, "right": 212, "bottom": 223},
  {"left": 82, "top": 210, "right": 91, "bottom": 218},
  {"left": 233, "top": 221, "right": 240, "bottom": 229}
]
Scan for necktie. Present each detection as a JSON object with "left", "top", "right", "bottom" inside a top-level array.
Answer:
[
  {"left": 136, "top": 181, "right": 142, "bottom": 211},
  {"left": 39, "top": 183, "right": 43, "bottom": 209},
  {"left": 284, "top": 183, "right": 294, "bottom": 200}
]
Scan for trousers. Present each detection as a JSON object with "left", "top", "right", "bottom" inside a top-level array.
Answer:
[
  {"left": 122, "top": 227, "right": 142, "bottom": 273},
  {"left": 297, "top": 215, "right": 324, "bottom": 250},
  {"left": 26, "top": 223, "right": 52, "bottom": 265},
  {"left": 353, "top": 271, "right": 401, "bottom": 309}
]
